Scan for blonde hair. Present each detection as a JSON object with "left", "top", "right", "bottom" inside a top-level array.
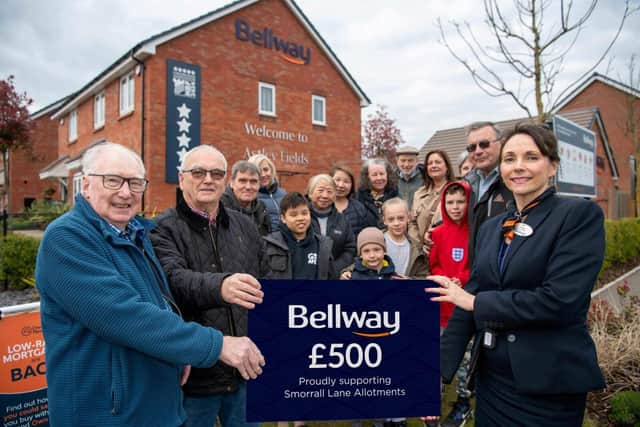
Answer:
[
  {"left": 306, "top": 174, "right": 336, "bottom": 196},
  {"left": 381, "top": 197, "right": 409, "bottom": 217},
  {"left": 248, "top": 154, "right": 277, "bottom": 184}
]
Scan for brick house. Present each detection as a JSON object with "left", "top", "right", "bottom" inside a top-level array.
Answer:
[
  {"left": 419, "top": 73, "right": 639, "bottom": 219},
  {"left": 555, "top": 73, "right": 640, "bottom": 217},
  {"left": 43, "top": 0, "right": 369, "bottom": 213},
  {"left": 1, "top": 97, "right": 67, "bottom": 214}
]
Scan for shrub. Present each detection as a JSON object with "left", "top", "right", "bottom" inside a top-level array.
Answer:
[
  {"left": 589, "top": 297, "right": 640, "bottom": 425},
  {"left": 610, "top": 391, "right": 640, "bottom": 426},
  {"left": 0, "top": 234, "right": 40, "bottom": 290},
  {"left": 25, "top": 200, "right": 68, "bottom": 228},
  {"left": 599, "top": 218, "right": 640, "bottom": 286}
]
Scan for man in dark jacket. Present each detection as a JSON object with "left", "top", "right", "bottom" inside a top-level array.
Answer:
[
  {"left": 221, "top": 160, "right": 271, "bottom": 236},
  {"left": 464, "top": 121, "right": 514, "bottom": 267},
  {"left": 440, "top": 121, "right": 514, "bottom": 427},
  {"left": 151, "top": 145, "right": 269, "bottom": 427}
]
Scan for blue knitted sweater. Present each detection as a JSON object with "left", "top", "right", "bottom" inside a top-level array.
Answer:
[{"left": 35, "top": 195, "right": 222, "bottom": 426}]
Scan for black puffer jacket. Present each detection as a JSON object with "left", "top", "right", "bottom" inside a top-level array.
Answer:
[
  {"left": 310, "top": 205, "right": 356, "bottom": 273},
  {"left": 221, "top": 186, "right": 271, "bottom": 236},
  {"left": 150, "top": 192, "right": 270, "bottom": 396},
  {"left": 342, "top": 198, "right": 377, "bottom": 236}
]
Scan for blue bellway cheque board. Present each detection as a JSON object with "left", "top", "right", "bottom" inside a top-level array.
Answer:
[{"left": 247, "top": 279, "right": 441, "bottom": 422}]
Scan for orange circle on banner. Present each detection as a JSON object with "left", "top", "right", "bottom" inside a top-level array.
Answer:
[{"left": 0, "top": 311, "right": 47, "bottom": 394}]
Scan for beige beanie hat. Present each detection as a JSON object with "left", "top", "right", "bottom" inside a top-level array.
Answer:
[{"left": 357, "top": 227, "right": 386, "bottom": 254}]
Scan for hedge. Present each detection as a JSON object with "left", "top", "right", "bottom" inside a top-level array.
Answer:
[
  {"left": 0, "top": 234, "right": 41, "bottom": 290},
  {"left": 600, "top": 218, "right": 640, "bottom": 276}
]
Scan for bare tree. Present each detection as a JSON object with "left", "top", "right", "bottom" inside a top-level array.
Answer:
[{"left": 438, "top": 0, "right": 638, "bottom": 122}]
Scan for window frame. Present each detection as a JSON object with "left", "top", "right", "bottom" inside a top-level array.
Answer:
[
  {"left": 93, "top": 91, "right": 105, "bottom": 129},
  {"left": 119, "top": 72, "right": 135, "bottom": 115},
  {"left": 312, "top": 95, "right": 326, "bottom": 126},
  {"left": 68, "top": 109, "right": 78, "bottom": 142},
  {"left": 258, "top": 82, "right": 276, "bottom": 117},
  {"left": 72, "top": 172, "right": 83, "bottom": 198}
]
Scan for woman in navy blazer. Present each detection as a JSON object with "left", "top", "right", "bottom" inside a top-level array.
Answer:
[{"left": 427, "top": 123, "right": 605, "bottom": 427}]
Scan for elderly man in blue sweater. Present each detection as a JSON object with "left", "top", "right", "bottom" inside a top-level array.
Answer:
[{"left": 35, "top": 142, "right": 265, "bottom": 426}]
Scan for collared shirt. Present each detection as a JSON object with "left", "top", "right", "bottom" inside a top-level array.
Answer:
[
  {"left": 475, "top": 167, "right": 499, "bottom": 200},
  {"left": 107, "top": 217, "right": 146, "bottom": 243}
]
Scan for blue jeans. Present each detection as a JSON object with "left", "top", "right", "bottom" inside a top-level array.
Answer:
[{"left": 182, "top": 382, "right": 258, "bottom": 427}]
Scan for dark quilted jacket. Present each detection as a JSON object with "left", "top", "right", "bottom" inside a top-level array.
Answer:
[{"left": 150, "top": 192, "right": 270, "bottom": 395}]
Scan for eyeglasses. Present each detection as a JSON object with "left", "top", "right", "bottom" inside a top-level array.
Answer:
[
  {"left": 182, "top": 168, "right": 226, "bottom": 181},
  {"left": 466, "top": 139, "right": 496, "bottom": 153},
  {"left": 88, "top": 174, "right": 148, "bottom": 193}
]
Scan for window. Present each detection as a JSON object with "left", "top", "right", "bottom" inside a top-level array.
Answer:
[
  {"left": 68, "top": 110, "right": 78, "bottom": 142},
  {"left": 258, "top": 82, "right": 276, "bottom": 116},
  {"left": 72, "top": 173, "right": 83, "bottom": 198},
  {"left": 312, "top": 95, "right": 326, "bottom": 126},
  {"left": 119, "top": 72, "right": 135, "bottom": 115},
  {"left": 94, "top": 92, "right": 105, "bottom": 128}
]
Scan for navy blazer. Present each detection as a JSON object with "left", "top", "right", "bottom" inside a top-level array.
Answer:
[{"left": 441, "top": 193, "right": 606, "bottom": 395}]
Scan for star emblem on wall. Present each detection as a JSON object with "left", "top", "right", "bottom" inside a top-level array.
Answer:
[
  {"left": 177, "top": 118, "right": 192, "bottom": 133},
  {"left": 177, "top": 103, "right": 192, "bottom": 119}
]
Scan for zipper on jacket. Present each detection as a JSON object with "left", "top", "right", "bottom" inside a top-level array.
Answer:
[{"left": 207, "top": 224, "right": 238, "bottom": 337}]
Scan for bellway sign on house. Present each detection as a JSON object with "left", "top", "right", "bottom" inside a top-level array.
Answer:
[
  {"left": 235, "top": 18, "right": 311, "bottom": 65},
  {"left": 166, "top": 59, "right": 201, "bottom": 184}
]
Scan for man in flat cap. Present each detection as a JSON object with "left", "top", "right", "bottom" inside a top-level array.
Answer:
[{"left": 396, "top": 145, "right": 423, "bottom": 210}]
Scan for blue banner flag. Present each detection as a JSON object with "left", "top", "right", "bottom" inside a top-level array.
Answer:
[
  {"left": 165, "top": 59, "right": 201, "bottom": 183},
  {"left": 247, "top": 279, "right": 441, "bottom": 422}
]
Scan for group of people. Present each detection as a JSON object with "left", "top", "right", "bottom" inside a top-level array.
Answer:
[{"left": 35, "top": 120, "right": 605, "bottom": 427}]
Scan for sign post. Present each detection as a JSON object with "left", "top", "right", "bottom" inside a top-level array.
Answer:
[{"left": 552, "top": 115, "right": 597, "bottom": 198}]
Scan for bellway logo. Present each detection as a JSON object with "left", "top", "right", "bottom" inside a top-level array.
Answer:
[
  {"left": 288, "top": 304, "right": 400, "bottom": 337},
  {"left": 235, "top": 18, "right": 311, "bottom": 65}
]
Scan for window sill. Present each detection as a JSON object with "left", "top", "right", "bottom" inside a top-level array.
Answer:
[
  {"left": 93, "top": 124, "right": 105, "bottom": 133},
  {"left": 259, "top": 111, "right": 277, "bottom": 118},
  {"left": 312, "top": 121, "right": 327, "bottom": 128},
  {"left": 118, "top": 109, "right": 135, "bottom": 120}
]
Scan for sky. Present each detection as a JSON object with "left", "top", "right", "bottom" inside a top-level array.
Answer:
[{"left": 1, "top": 0, "right": 639, "bottom": 150}]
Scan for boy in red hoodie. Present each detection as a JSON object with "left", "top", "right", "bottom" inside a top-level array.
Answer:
[{"left": 429, "top": 180, "right": 471, "bottom": 329}]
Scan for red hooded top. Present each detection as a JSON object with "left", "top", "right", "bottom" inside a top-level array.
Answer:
[{"left": 429, "top": 180, "right": 471, "bottom": 327}]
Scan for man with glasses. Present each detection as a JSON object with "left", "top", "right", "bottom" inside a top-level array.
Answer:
[
  {"left": 151, "top": 145, "right": 270, "bottom": 427},
  {"left": 35, "top": 142, "right": 265, "bottom": 426},
  {"left": 438, "top": 122, "right": 514, "bottom": 427},
  {"left": 221, "top": 160, "right": 271, "bottom": 236}
]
